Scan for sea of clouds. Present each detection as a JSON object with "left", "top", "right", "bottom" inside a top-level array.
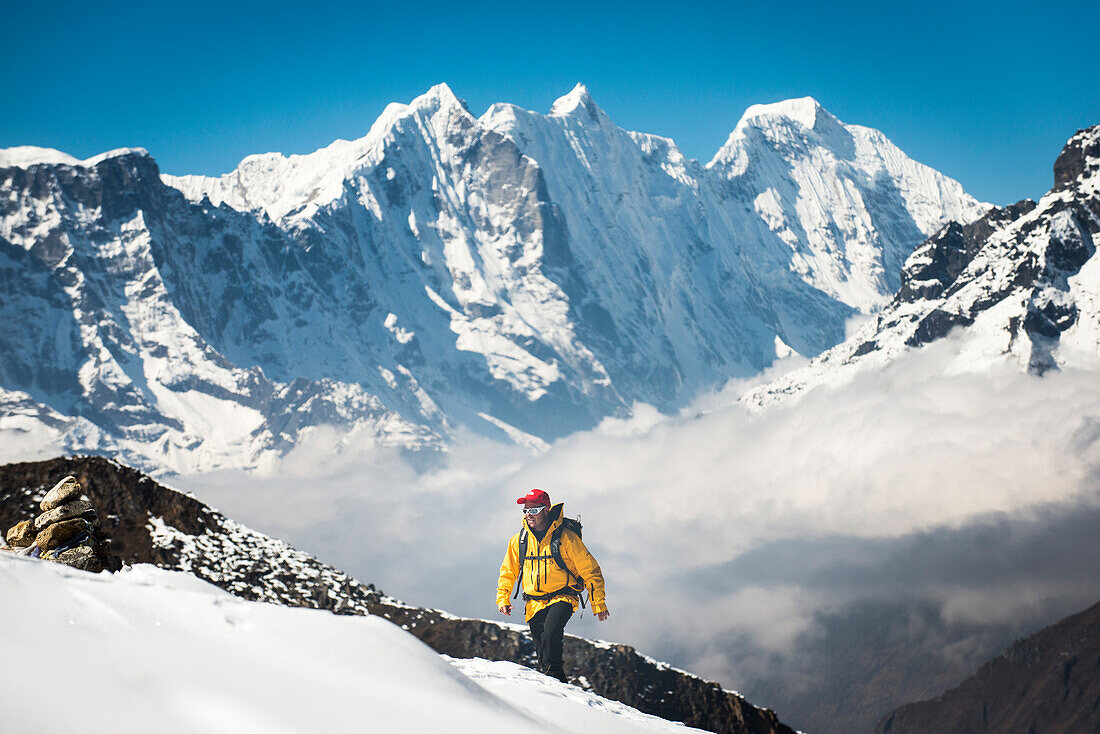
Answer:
[{"left": 154, "top": 336, "right": 1100, "bottom": 730}]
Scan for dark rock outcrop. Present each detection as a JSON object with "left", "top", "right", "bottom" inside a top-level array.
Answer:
[
  {"left": 0, "top": 456, "right": 794, "bottom": 734},
  {"left": 1054, "top": 125, "right": 1100, "bottom": 191},
  {"left": 895, "top": 199, "right": 1037, "bottom": 304},
  {"left": 875, "top": 599, "right": 1100, "bottom": 734}
]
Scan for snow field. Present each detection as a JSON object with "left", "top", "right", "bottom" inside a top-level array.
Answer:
[{"left": 0, "top": 555, "right": 698, "bottom": 734}]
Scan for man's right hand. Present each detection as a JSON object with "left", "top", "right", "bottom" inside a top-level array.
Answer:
[{"left": 499, "top": 604, "right": 512, "bottom": 616}]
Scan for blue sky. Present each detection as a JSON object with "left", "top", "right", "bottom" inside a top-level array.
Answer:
[{"left": 3, "top": 0, "right": 1097, "bottom": 204}]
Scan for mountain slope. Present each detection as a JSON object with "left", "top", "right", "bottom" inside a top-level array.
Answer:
[
  {"left": 1, "top": 554, "right": 716, "bottom": 734},
  {"left": 875, "top": 598, "right": 1100, "bottom": 734}
]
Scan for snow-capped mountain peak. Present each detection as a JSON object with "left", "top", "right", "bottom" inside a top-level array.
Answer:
[
  {"left": 737, "top": 96, "right": 826, "bottom": 131},
  {"left": 409, "top": 81, "right": 473, "bottom": 117},
  {"left": 705, "top": 97, "right": 988, "bottom": 311},
  {"left": 549, "top": 83, "right": 602, "bottom": 121}
]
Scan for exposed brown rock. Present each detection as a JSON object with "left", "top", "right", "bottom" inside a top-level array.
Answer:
[
  {"left": 33, "top": 499, "right": 92, "bottom": 531},
  {"left": 41, "top": 475, "right": 83, "bottom": 512},
  {"left": 51, "top": 545, "right": 108, "bottom": 573},
  {"left": 36, "top": 518, "right": 91, "bottom": 551},
  {"left": 6, "top": 519, "right": 36, "bottom": 547}
]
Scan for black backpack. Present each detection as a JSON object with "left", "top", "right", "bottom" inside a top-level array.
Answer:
[{"left": 512, "top": 516, "right": 587, "bottom": 608}]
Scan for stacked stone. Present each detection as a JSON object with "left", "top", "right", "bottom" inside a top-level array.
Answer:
[{"left": 2, "top": 476, "right": 120, "bottom": 572}]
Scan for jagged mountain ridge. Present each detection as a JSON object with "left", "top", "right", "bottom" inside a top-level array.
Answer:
[
  {"left": 743, "top": 124, "right": 1100, "bottom": 409},
  {"left": 0, "top": 455, "right": 795, "bottom": 734},
  {"left": 1, "top": 85, "right": 985, "bottom": 473}
]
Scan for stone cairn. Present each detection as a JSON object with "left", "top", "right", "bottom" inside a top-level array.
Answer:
[{"left": 2, "top": 475, "right": 121, "bottom": 572}]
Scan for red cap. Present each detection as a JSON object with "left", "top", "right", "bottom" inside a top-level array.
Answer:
[{"left": 516, "top": 488, "right": 551, "bottom": 506}]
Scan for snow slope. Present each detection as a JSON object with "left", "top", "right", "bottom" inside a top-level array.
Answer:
[{"left": 0, "top": 554, "right": 700, "bottom": 734}]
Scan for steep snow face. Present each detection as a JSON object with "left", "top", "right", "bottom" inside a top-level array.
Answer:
[
  {"left": 0, "top": 556, "right": 703, "bottom": 734},
  {"left": 710, "top": 97, "right": 988, "bottom": 312},
  {"left": 480, "top": 85, "right": 838, "bottom": 395},
  {"left": 1, "top": 85, "right": 989, "bottom": 472},
  {"left": 479, "top": 86, "right": 984, "bottom": 388},
  {"left": 743, "top": 125, "right": 1100, "bottom": 409},
  {"left": 0, "top": 151, "right": 438, "bottom": 474}
]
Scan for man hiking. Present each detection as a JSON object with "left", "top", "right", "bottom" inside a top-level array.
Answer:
[{"left": 497, "top": 488, "right": 609, "bottom": 682}]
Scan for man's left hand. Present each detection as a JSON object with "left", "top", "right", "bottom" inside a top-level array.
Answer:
[{"left": 596, "top": 610, "right": 610, "bottom": 621}]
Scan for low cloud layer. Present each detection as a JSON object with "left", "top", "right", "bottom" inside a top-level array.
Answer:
[{"left": 179, "top": 337, "right": 1100, "bottom": 732}]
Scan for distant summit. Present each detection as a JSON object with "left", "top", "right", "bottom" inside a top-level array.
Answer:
[
  {"left": 736, "top": 96, "right": 827, "bottom": 131},
  {"left": 549, "top": 83, "right": 603, "bottom": 121},
  {"left": 744, "top": 124, "right": 1100, "bottom": 409}
]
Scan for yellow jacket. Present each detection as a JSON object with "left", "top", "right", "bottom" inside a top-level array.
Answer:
[{"left": 496, "top": 503, "right": 607, "bottom": 621}]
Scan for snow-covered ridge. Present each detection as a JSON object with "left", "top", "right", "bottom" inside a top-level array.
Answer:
[
  {"left": 0, "top": 145, "right": 150, "bottom": 169},
  {"left": 160, "top": 83, "right": 470, "bottom": 222},
  {"left": 736, "top": 96, "right": 825, "bottom": 131}
]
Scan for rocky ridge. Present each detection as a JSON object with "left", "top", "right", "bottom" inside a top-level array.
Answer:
[{"left": 0, "top": 455, "right": 794, "bottom": 734}]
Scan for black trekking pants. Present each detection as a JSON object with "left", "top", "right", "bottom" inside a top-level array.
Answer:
[{"left": 527, "top": 600, "right": 574, "bottom": 677}]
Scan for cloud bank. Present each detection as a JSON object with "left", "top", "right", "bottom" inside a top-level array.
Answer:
[{"left": 178, "top": 337, "right": 1100, "bottom": 732}]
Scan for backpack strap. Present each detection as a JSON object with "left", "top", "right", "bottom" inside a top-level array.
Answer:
[
  {"left": 549, "top": 524, "right": 587, "bottom": 609},
  {"left": 511, "top": 526, "right": 528, "bottom": 600}
]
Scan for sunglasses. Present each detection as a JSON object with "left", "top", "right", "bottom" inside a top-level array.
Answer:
[{"left": 522, "top": 506, "right": 547, "bottom": 516}]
